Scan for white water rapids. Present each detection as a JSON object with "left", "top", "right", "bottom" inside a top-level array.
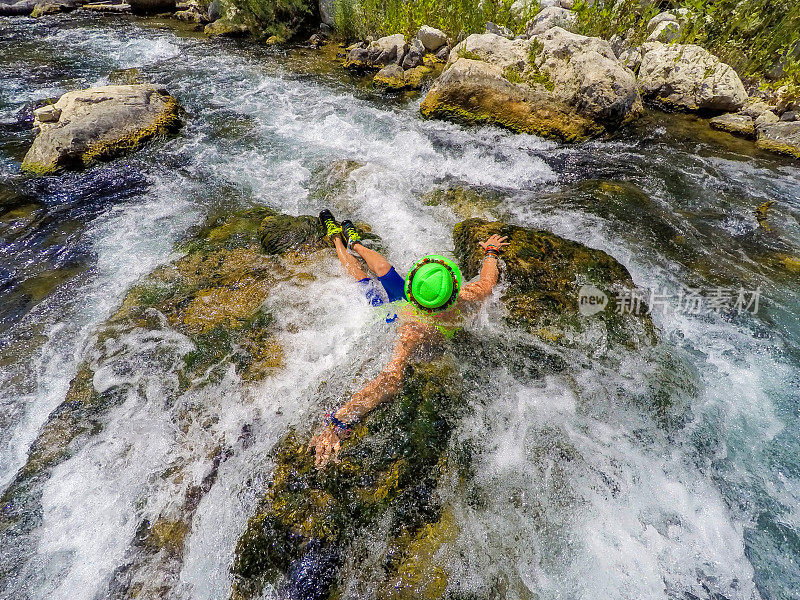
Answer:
[{"left": 1, "top": 13, "right": 799, "bottom": 600}]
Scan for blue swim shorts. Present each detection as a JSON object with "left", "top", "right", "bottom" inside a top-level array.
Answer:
[{"left": 358, "top": 267, "right": 406, "bottom": 306}]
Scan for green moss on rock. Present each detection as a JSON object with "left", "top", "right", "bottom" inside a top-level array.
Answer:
[{"left": 453, "top": 218, "right": 656, "bottom": 348}]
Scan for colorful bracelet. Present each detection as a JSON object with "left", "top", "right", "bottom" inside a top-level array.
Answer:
[
  {"left": 325, "top": 413, "right": 352, "bottom": 435},
  {"left": 484, "top": 244, "right": 501, "bottom": 258}
]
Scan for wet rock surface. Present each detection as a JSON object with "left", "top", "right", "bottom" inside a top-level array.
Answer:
[
  {"left": 454, "top": 218, "right": 656, "bottom": 349},
  {"left": 230, "top": 215, "right": 656, "bottom": 599},
  {"left": 21, "top": 84, "right": 183, "bottom": 175}
]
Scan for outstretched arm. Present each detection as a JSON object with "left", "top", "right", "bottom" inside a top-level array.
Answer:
[
  {"left": 458, "top": 234, "right": 509, "bottom": 302},
  {"left": 309, "top": 320, "right": 432, "bottom": 468}
]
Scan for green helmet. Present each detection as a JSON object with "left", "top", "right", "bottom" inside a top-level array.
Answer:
[{"left": 404, "top": 255, "right": 462, "bottom": 313}]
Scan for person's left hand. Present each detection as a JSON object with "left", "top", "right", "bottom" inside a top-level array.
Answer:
[
  {"left": 479, "top": 234, "right": 510, "bottom": 252},
  {"left": 308, "top": 427, "right": 341, "bottom": 468}
]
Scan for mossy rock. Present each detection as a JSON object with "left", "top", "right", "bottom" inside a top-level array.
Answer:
[
  {"left": 453, "top": 218, "right": 656, "bottom": 349},
  {"left": 0, "top": 206, "right": 330, "bottom": 563},
  {"left": 259, "top": 213, "right": 325, "bottom": 255},
  {"left": 231, "top": 356, "right": 466, "bottom": 600},
  {"left": 422, "top": 186, "right": 505, "bottom": 220}
]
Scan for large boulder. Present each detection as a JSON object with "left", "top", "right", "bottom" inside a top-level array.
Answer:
[
  {"left": 421, "top": 29, "right": 642, "bottom": 142},
  {"left": 0, "top": 0, "right": 35, "bottom": 14},
  {"left": 21, "top": 85, "right": 182, "bottom": 175},
  {"left": 756, "top": 121, "right": 800, "bottom": 159},
  {"left": 637, "top": 42, "right": 747, "bottom": 112},
  {"left": 344, "top": 33, "right": 407, "bottom": 69}
]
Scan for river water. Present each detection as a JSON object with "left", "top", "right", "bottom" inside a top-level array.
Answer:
[{"left": 1, "top": 12, "right": 799, "bottom": 600}]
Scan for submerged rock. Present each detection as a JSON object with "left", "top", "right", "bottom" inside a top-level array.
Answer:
[
  {"left": 0, "top": 205, "right": 343, "bottom": 598},
  {"left": 637, "top": 42, "right": 747, "bottom": 112},
  {"left": 756, "top": 121, "right": 800, "bottom": 159},
  {"left": 453, "top": 218, "right": 656, "bottom": 348},
  {"left": 420, "top": 29, "right": 641, "bottom": 142},
  {"left": 21, "top": 84, "right": 183, "bottom": 175},
  {"left": 231, "top": 356, "right": 464, "bottom": 600},
  {"left": 231, "top": 215, "right": 656, "bottom": 598},
  {"left": 709, "top": 112, "right": 756, "bottom": 139}
]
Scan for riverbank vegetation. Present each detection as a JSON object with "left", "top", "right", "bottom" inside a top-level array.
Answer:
[
  {"left": 332, "top": 0, "right": 538, "bottom": 42},
  {"left": 326, "top": 0, "right": 798, "bottom": 90}
]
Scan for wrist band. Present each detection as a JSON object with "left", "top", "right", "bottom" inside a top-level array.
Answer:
[
  {"left": 484, "top": 245, "right": 501, "bottom": 258},
  {"left": 325, "top": 413, "right": 352, "bottom": 434}
]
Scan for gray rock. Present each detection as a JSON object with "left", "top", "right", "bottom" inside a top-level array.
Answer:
[
  {"left": 741, "top": 99, "right": 772, "bottom": 118},
  {"left": 756, "top": 121, "right": 800, "bottom": 159},
  {"left": 422, "top": 29, "right": 641, "bottom": 141},
  {"left": 754, "top": 110, "right": 780, "bottom": 127},
  {"left": 417, "top": 25, "right": 447, "bottom": 52},
  {"left": 0, "top": 0, "right": 34, "bottom": 14},
  {"left": 708, "top": 112, "right": 755, "bottom": 139},
  {"left": 647, "top": 20, "right": 681, "bottom": 43},
  {"left": 526, "top": 6, "right": 577, "bottom": 36},
  {"left": 402, "top": 38, "right": 425, "bottom": 69},
  {"left": 207, "top": 0, "right": 221, "bottom": 20},
  {"left": 637, "top": 42, "right": 746, "bottom": 112},
  {"left": 345, "top": 33, "right": 407, "bottom": 69},
  {"left": 781, "top": 111, "right": 797, "bottom": 122},
  {"left": 32, "top": 105, "right": 61, "bottom": 123},
  {"left": 21, "top": 84, "right": 183, "bottom": 175},
  {"left": 435, "top": 45, "right": 450, "bottom": 62},
  {"left": 485, "top": 21, "right": 513, "bottom": 38},
  {"left": 318, "top": 0, "right": 333, "bottom": 26}
]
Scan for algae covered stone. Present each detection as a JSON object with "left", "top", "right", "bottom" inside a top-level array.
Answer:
[
  {"left": 21, "top": 84, "right": 183, "bottom": 175},
  {"left": 453, "top": 218, "right": 656, "bottom": 348},
  {"left": 231, "top": 356, "right": 465, "bottom": 600}
]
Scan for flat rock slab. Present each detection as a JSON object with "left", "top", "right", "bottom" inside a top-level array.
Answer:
[{"left": 21, "top": 84, "right": 183, "bottom": 175}]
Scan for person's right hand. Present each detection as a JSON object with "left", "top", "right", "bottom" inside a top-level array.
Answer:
[{"left": 479, "top": 234, "right": 510, "bottom": 252}]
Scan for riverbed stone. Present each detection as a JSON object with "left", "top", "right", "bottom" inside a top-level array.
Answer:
[
  {"left": 422, "top": 29, "right": 641, "bottom": 142},
  {"left": 756, "top": 121, "right": 800, "bottom": 159},
  {"left": 637, "top": 42, "right": 747, "bottom": 112},
  {"left": 709, "top": 112, "right": 755, "bottom": 139},
  {"left": 21, "top": 84, "right": 183, "bottom": 175}
]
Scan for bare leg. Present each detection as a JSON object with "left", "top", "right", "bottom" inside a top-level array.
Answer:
[
  {"left": 334, "top": 236, "right": 368, "bottom": 281},
  {"left": 352, "top": 242, "right": 392, "bottom": 277}
]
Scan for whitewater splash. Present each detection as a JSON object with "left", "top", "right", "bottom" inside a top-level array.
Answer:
[{"left": 0, "top": 13, "right": 799, "bottom": 600}]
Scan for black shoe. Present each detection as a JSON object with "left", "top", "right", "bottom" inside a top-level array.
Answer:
[
  {"left": 341, "top": 220, "right": 363, "bottom": 250},
  {"left": 319, "top": 209, "right": 342, "bottom": 238}
]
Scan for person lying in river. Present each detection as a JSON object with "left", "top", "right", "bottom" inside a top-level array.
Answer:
[{"left": 309, "top": 209, "right": 509, "bottom": 468}]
